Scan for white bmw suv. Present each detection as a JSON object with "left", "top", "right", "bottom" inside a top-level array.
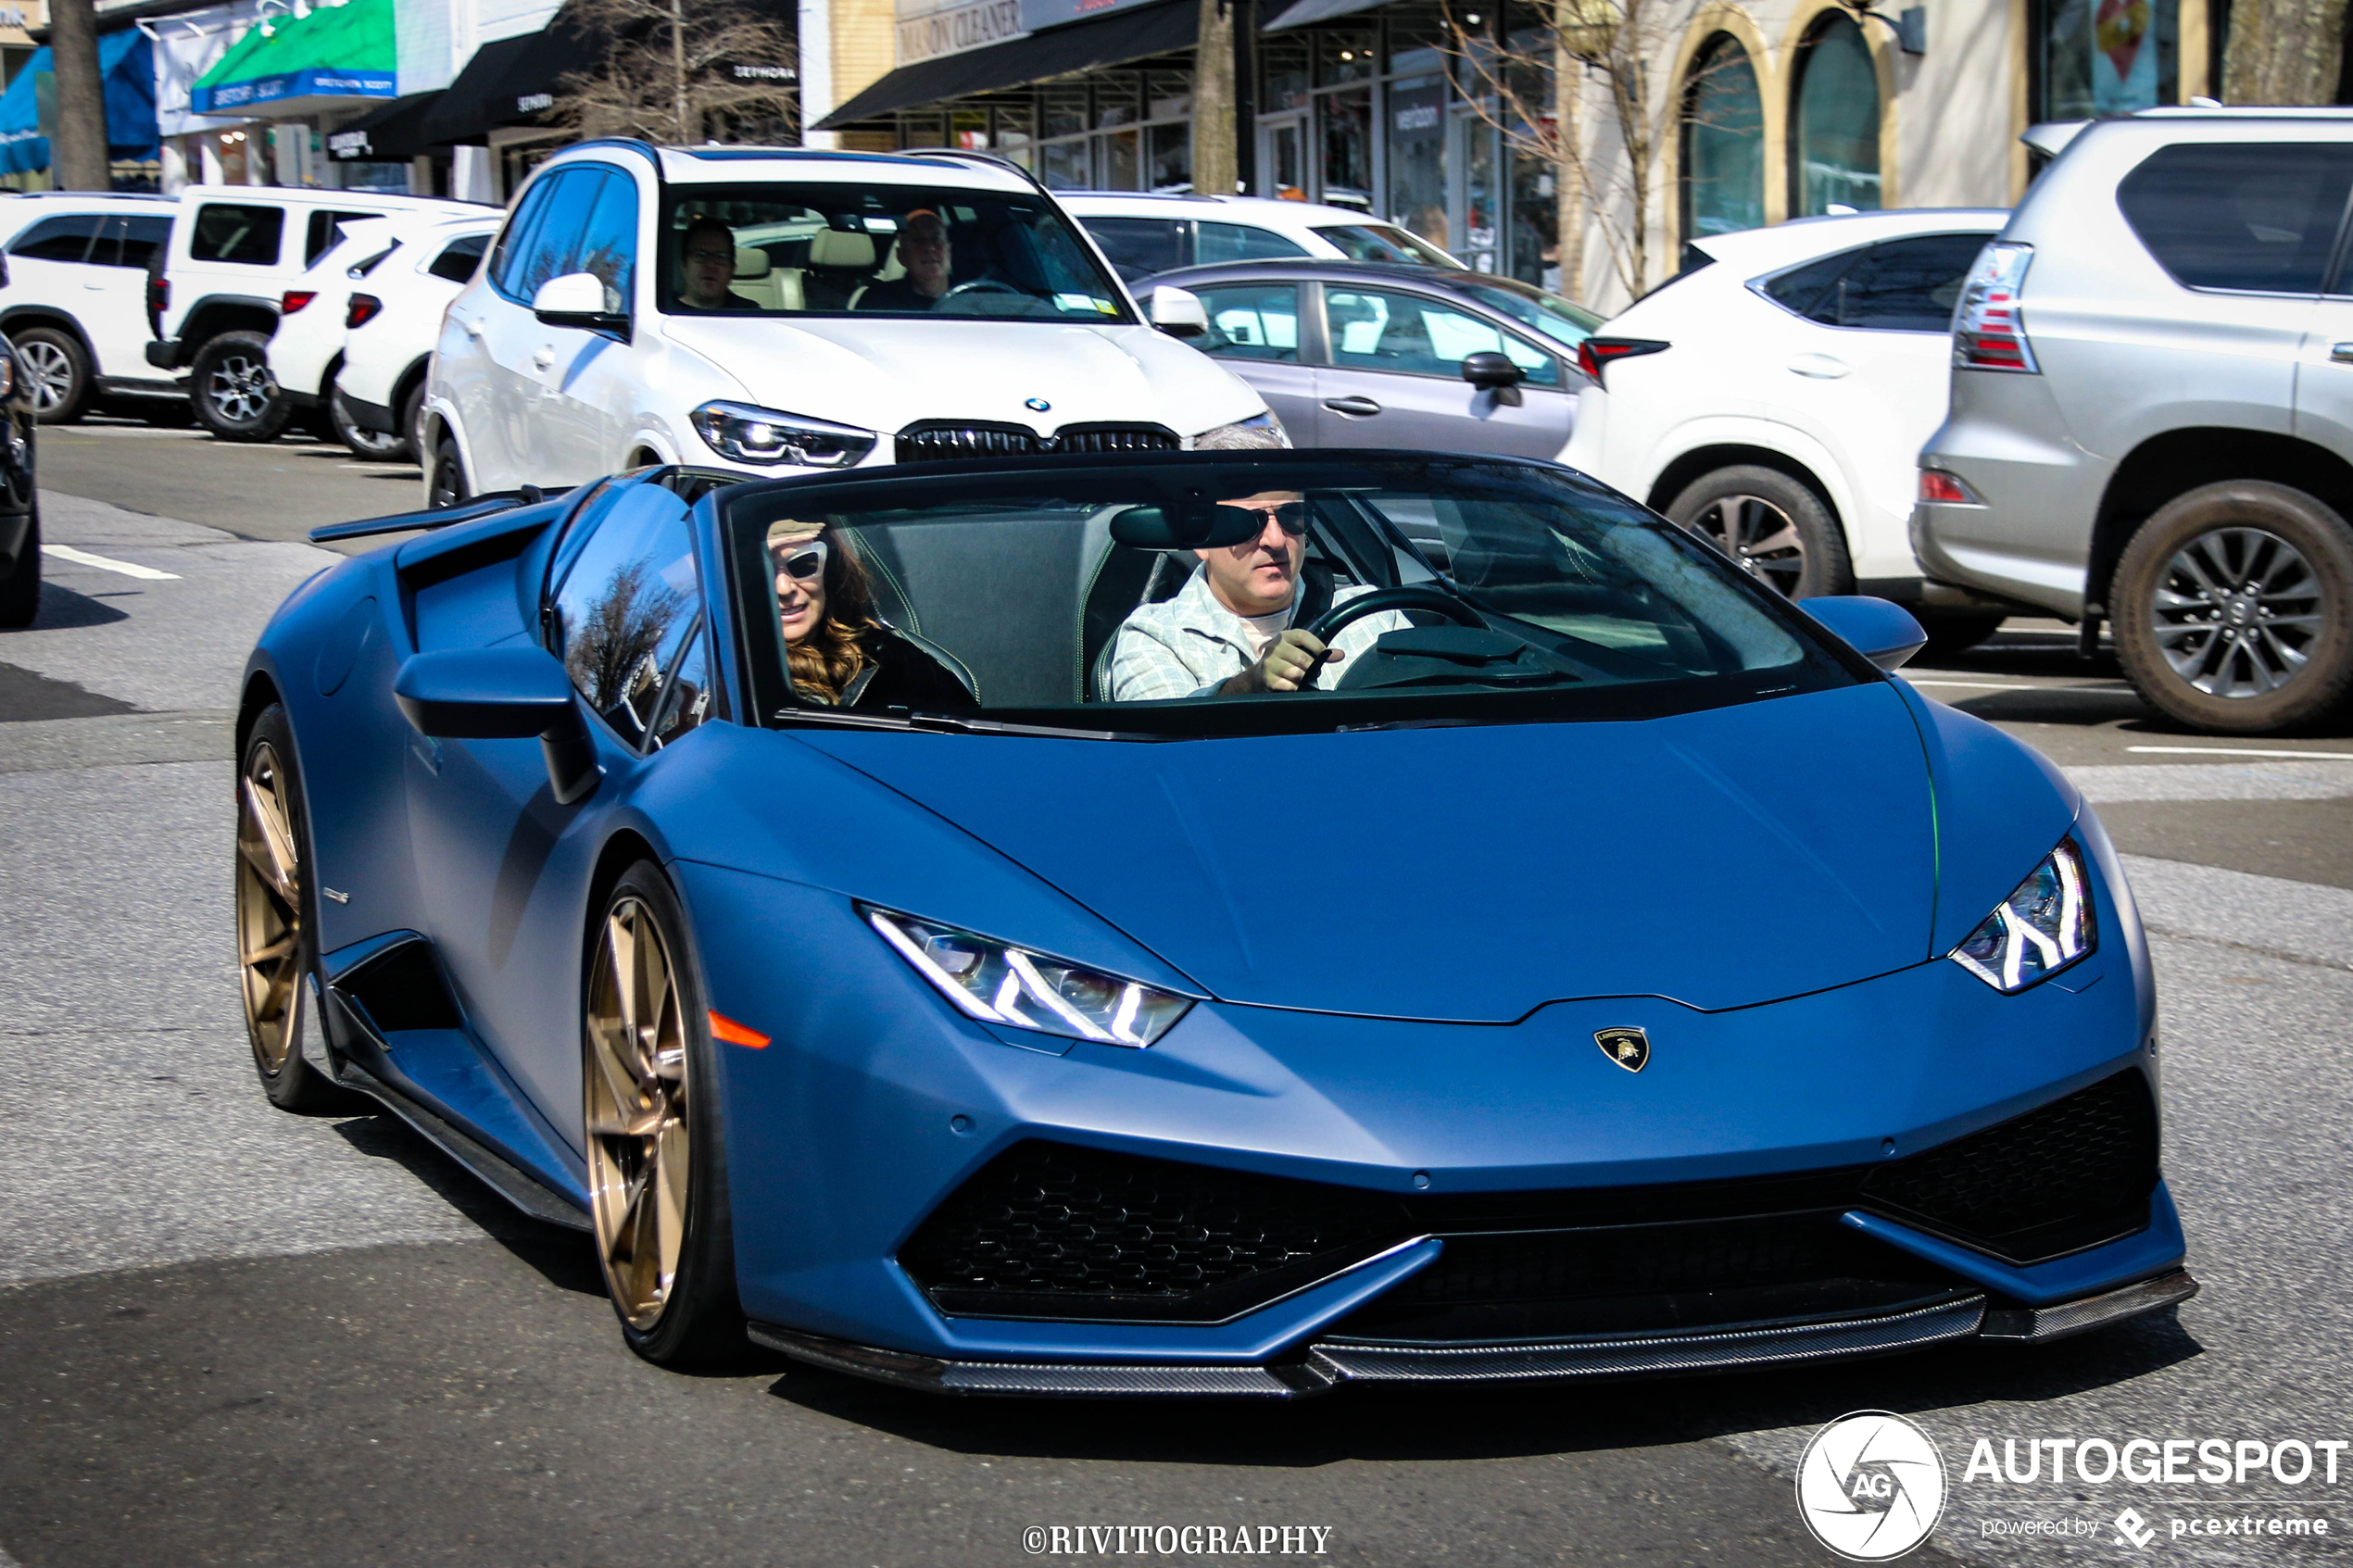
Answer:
[{"left": 424, "top": 142, "right": 1275, "bottom": 504}]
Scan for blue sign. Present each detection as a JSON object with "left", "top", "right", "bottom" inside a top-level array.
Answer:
[{"left": 192, "top": 67, "right": 396, "bottom": 115}]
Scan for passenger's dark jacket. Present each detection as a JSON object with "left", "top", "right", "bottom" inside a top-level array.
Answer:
[{"left": 835, "top": 629, "right": 977, "bottom": 712}]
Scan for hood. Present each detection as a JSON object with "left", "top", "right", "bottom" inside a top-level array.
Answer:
[
  {"left": 655, "top": 316, "right": 1262, "bottom": 438},
  {"left": 794, "top": 684, "right": 1941, "bottom": 1021}
]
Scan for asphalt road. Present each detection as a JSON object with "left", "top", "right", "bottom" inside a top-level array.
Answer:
[{"left": 2, "top": 424, "right": 2349, "bottom": 1568}]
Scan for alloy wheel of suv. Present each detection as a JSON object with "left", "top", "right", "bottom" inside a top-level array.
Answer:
[
  {"left": 14, "top": 328, "right": 92, "bottom": 424},
  {"left": 192, "top": 330, "right": 294, "bottom": 443},
  {"left": 1664, "top": 465, "right": 1854, "bottom": 600},
  {"left": 2112, "top": 481, "right": 2353, "bottom": 734}
]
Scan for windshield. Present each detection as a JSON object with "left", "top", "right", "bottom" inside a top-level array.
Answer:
[
  {"left": 1311, "top": 223, "right": 1464, "bottom": 268},
  {"left": 724, "top": 456, "right": 1862, "bottom": 739},
  {"left": 661, "top": 182, "right": 1131, "bottom": 323},
  {"left": 1455, "top": 280, "right": 1604, "bottom": 350}
]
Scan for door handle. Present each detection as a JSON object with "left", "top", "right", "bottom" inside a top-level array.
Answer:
[
  {"left": 459, "top": 315, "right": 485, "bottom": 339},
  {"left": 2331, "top": 343, "right": 2353, "bottom": 364},
  {"left": 1786, "top": 353, "right": 1851, "bottom": 379},
  {"left": 1322, "top": 395, "right": 1382, "bottom": 417},
  {"left": 531, "top": 346, "right": 556, "bottom": 370}
]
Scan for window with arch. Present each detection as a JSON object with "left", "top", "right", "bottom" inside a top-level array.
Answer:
[
  {"left": 1791, "top": 13, "right": 1881, "bottom": 217},
  {"left": 1681, "top": 33, "right": 1766, "bottom": 240}
]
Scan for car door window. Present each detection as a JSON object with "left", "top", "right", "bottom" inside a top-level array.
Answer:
[
  {"left": 547, "top": 485, "right": 704, "bottom": 749},
  {"left": 572, "top": 171, "right": 638, "bottom": 310},
  {"left": 1323, "top": 287, "right": 1560, "bottom": 385},
  {"left": 516, "top": 169, "right": 602, "bottom": 303},
  {"left": 7, "top": 214, "right": 99, "bottom": 262},
  {"left": 1817, "top": 232, "right": 1992, "bottom": 331},
  {"left": 1197, "top": 221, "right": 1309, "bottom": 263},
  {"left": 1082, "top": 217, "right": 1189, "bottom": 280},
  {"left": 191, "top": 203, "right": 284, "bottom": 265},
  {"left": 488, "top": 176, "right": 561, "bottom": 300},
  {"left": 1758, "top": 247, "right": 1865, "bottom": 321},
  {"left": 113, "top": 215, "right": 171, "bottom": 270},
  {"left": 305, "top": 209, "right": 379, "bottom": 265},
  {"left": 429, "top": 232, "right": 490, "bottom": 284},
  {"left": 2119, "top": 143, "right": 2353, "bottom": 295},
  {"left": 1193, "top": 282, "right": 1302, "bottom": 361}
]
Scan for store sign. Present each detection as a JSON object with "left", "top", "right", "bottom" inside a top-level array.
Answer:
[
  {"left": 1014, "top": 0, "right": 1159, "bottom": 31},
  {"left": 897, "top": 0, "right": 1024, "bottom": 65},
  {"left": 326, "top": 126, "right": 371, "bottom": 158}
]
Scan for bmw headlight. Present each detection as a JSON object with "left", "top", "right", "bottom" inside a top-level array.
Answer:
[
  {"left": 1191, "top": 409, "right": 1290, "bottom": 449},
  {"left": 1950, "top": 840, "right": 2096, "bottom": 992},
  {"left": 865, "top": 907, "right": 1193, "bottom": 1047},
  {"left": 689, "top": 400, "right": 875, "bottom": 468}
]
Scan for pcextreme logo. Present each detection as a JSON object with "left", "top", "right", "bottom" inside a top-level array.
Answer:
[{"left": 1797, "top": 1411, "right": 1950, "bottom": 1561}]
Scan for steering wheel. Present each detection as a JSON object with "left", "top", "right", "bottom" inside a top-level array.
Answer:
[
  {"left": 938, "top": 278, "right": 1026, "bottom": 300},
  {"left": 1297, "top": 585, "right": 1485, "bottom": 690}
]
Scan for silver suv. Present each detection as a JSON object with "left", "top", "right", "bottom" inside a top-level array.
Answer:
[{"left": 1916, "top": 109, "right": 2353, "bottom": 734}]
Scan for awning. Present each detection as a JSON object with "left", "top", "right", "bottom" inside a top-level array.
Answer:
[
  {"left": 1263, "top": 0, "right": 1386, "bottom": 30},
  {"left": 419, "top": 13, "right": 609, "bottom": 146},
  {"left": 0, "top": 28, "right": 159, "bottom": 175},
  {"left": 189, "top": 0, "right": 396, "bottom": 119},
  {"left": 816, "top": 0, "right": 1194, "bottom": 129},
  {"left": 325, "top": 90, "right": 440, "bottom": 160}
]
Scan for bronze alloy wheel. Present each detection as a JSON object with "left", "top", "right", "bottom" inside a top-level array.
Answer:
[
  {"left": 236, "top": 737, "right": 305, "bottom": 1079},
  {"left": 585, "top": 896, "right": 695, "bottom": 1331}
]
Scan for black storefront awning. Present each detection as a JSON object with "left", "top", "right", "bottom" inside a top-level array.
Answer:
[
  {"left": 420, "top": 12, "right": 609, "bottom": 145},
  {"left": 325, "top": 92, "right": 444, "bottom": 161},
  {"left": 816, "top": 0, "right": 1195, "bottom": 129}
]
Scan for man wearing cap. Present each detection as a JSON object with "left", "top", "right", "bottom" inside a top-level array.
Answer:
[{"left": 854, "top": 209, "right": 956, "bottom": 311}]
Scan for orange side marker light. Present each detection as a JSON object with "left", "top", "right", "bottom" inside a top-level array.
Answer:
[{"left": 709, "top": 1010, "right": 769, "bottom": 1048}]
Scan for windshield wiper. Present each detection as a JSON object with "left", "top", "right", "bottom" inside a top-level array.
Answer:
[{"left": 772, "top": 707, "right": 1164, "bottom": 742}]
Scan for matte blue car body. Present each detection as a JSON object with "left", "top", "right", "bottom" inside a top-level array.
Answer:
[{"left": 241, "top": 464, "right": 2183, "bottom": 1377}]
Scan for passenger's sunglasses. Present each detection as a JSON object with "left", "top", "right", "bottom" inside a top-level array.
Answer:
[
  {"left": 772, "top": 539, "right": 829, "bottom": 582},
  {"left": 1221, "top": 501, "right": 1309, "bottom": 536}
]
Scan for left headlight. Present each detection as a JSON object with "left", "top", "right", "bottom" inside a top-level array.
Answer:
[
  {"left": 690, "top": 400, "right": 875, "bottom": 468},
  {"left": 1950, "top": 839, "right": 2096, "bottom": 993},
  {"left": 865, "top": 906, "right": 1194, "bottom": 1048},
  {"left": 1191, "top": 409, "right": 1290, "bottom": 448}
]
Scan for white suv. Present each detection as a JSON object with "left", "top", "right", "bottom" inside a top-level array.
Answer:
[
  {"left": 425, "top": 143, "right": 1274, "bottom": 504},
  {"left": 333, "top": 213, "right": 500, "bottom": 461},
  {"left": 1062, "top": 193, "right": 1466, "bottom": 282},
  {"left": 0, "top": 193, "right": 181, "bottom": 422},
  {"left": 144, "top": 185, "right": 486, "bottom": 441}
]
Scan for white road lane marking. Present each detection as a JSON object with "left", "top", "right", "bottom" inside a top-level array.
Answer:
[
  {"left": 2128, "top": 745, "right": 2353, "bottom": 760},
  {"left": 41, "top": 544, "right": 181, "bottom": 580},
  {"left": 2069, "top": 762, "right": 2353, "bottom": 803}
]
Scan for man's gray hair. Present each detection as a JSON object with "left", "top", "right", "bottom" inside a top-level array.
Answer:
[{"left": 1193, "top": 421, "right": 1289, "bottom": 451}]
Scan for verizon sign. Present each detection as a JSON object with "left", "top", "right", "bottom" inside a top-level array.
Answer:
[{"left": 896, "top": 0, "right": 1024, "bottom": 64}]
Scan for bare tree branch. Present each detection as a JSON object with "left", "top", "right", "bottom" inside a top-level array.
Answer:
[{"left": 552, "top": 0, "right": 799, "bottom": 145}]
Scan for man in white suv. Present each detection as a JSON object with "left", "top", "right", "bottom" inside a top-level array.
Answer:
[{"left": 423, "top": 143, "right": 1276, "bottom": 506}]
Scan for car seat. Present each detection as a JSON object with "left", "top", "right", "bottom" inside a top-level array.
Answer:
[
  {"left": 729, "top": 245, "right": 803, "bottom": 310},
  {"left": 803, "top": 229, "right": 877, "bottom": 310}
]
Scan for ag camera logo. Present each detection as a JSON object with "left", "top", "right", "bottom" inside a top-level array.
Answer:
[{"left": 1797, "top": 1411, "right": 1948, "bottom": 1560}]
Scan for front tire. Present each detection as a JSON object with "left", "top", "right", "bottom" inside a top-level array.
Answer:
[
  {"left": 192, "top": 331, "right": 292, "bottom": 443},
  {"left": 15, "top": 328, "right": 92, "bottom": 424},
  {"left": 427, "top": 431, "right": 469, "bottom": 508},
  {"left": 584, "top": 864, "right": 743, "bottom": 1367},
  {"left": 2111, "top": 481, "right": 2353, "bottom": 734},
  {"left": 1663, "top": 465, "right": 1854, "bottom": 600}
]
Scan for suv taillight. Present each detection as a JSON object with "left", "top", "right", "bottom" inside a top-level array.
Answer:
[
  {"left": 1953, "top": 242, "right": 2038, "bottom": 373},
  {"left": 1576, "top": 337, "right": 1671, "bottom": 388},
  {"left": 148, "top": 275, "right": 169, "bottom": 314},
  {"left": 281, "top": 290, "right": 317, "bottom": 315},
  {"left": 346, "top": 293, "right": 383, "bottom": 329}
]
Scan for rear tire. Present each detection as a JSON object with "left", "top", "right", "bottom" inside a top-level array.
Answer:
[
  {"left": 0, "top": 500, "right": 38, "bottom": 628},
  {"left": 2111, "top": 481, "right": 2353, "bottom": 734},
  {"left": 15, "top": 328, "right": 92, "bottom": 424},
  {"left": 397, "top": 380, "right": 427, "bottom": 462},
  {"left": 1663, "top": 465, "right": 1854, "bottom": 600},
  {"left": 331, "top": 387, "right": 409, "bottom": 460},
  {"left": 427, "top": 432, "right": 469, "bottom": 508},
  {"left": 192, "top": 330, "right": 292, "bottom": 443}
]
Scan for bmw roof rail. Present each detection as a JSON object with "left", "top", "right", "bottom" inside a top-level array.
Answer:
[
  {"left": 894, "top": 146, "right": 1060, "bottom": 203},
  {"left": 308, "top": 485, "right": 572, "bottom": 543}
]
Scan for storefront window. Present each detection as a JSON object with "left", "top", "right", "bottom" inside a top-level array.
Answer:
[
  {"left": 995, "top": 102, "right": 1036, "bottom": 164},
  {"left": 1040, "top": 139, "right": 1088, "bottom": 189},
  {"left": 1458, "top": 113, "right": 1498, "bottom": 268},
  {"left": 1388, "top": 75, "right": 1447, "bottom": 243},
  {"left": 951, "top": 107, "right": 989, "bottom": 150},
  {"left": 1317, "top": 29, "right": 1378, "bottom": 87},
  {"left": 1509, "top": 145, "right": 1555, "bottom": 288},
  {"left": 1682, "top": 33, "right": 1765, "bottom": 238},
  {"left": 1043, "top": 86, "right": 1088, "bottom": 140},
  {"left": 1388, "top": 6, "right": 1448, "bottom": 74},
  {"left": 1106, "top": 127, "right": 1140, "bottom": 188},
  {"left": 1791, "top": 14, "right": 1880, "bottom": 216},
  {"left": 1097, "top": 78, "right": 1139, "bottom": 129},
  {"left": 2038, "top": 0, "right": 2176, "bottom": 117},
  {"left": 1320, "top": 86, "right": 1375, "bottom": 211},
  {"left": 1262, "top": 35, "right": 1310, "bottom": 112},
  {"left": 1148, "top": 122, "right": 1190, "bottom": 191}
]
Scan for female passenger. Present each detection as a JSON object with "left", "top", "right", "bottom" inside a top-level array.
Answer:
[{"left": 770, "top": 522, "right": 977, "bottom": 711}]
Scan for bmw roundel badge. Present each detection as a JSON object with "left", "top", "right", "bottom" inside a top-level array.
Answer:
[
  {"left": 1595, "top": 1026, "right": 1650, "bottom": 1073},
  {"left": 1025, "top": 396, "right": 1052, "bottom": 412}
]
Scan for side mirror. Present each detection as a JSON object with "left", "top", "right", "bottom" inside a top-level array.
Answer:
[
  {"left": 1148, "top": 285, "right": 1209, "bottom": 340},
  {"left": 1801, "top": 596, "right": 1929, "bottom": 672},
  {"left": 1461, "top": 351, "right": 1526, "bottom": 407},
  {"left": 533, "top": 271, "right": 631, "bottom": 343},
  {"left": 394, "top": 647, "right": 601, "bottom": 804}
]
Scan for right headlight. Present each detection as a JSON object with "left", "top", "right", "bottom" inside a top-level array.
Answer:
[
  {"left": 1949, "top": 839, "right": 2096, "bottom": 993},
  {"left": 865, "top": 906, "right": 1194, "bottom": 1047},
  {"left": 689, "top": 400, "right": 875, "bottom": 468}
]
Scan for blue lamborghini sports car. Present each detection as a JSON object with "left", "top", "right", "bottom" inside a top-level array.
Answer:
[{"left": 236, "top": 450, "right": 2196, "bottom": 1394}]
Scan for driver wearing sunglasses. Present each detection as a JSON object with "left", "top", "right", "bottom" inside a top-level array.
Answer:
[
  {"left": 1106, "top": 483, "right": 1406, "bottom": 703},
  {"left": 769, "top": 522, "right": 976, "bottom": 711}
]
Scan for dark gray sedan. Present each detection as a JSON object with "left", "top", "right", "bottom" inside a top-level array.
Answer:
[{"left": 1136, "top": 259, "right": 1604, "bottom": 458}]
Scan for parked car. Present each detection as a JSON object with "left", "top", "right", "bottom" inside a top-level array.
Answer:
[
  {"left": 144, "top": 186, "right": 486, "bottom": 442},
  {"left": 0, "top": 192, "right": 181, "bottom": 423},
  {"left": 1136, "top": 258, "right": 1601, "bottom": 458},
  {"left": 1919, "top": 109, "right": 2353, "bottom": 733},
  {"left": 264, "top": 216, "right": 411, "bottom": 456},
  {"left": 1062, "top": 192, "right": 1465, "bottom": 282},
  {"left": 333, "top": 213, "right": 499, "bottom": 462},
  {"left": 0, "top": 332, "right": 40, "bottom": 625},
  {"left": 1565, "top": 209, "right": 2009, "bottom": 652},
  {"left": 243, "top": 449, "right": 2192, "bottom": 1384},
  {"left": 423, "top": 144, "right": 1274, "bottom": 506}
]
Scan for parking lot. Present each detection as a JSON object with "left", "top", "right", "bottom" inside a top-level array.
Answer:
[{"left": 1, "top": 422, "right": 2349, "bottom": 1567}]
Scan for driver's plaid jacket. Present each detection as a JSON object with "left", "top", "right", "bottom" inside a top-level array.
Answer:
[{"left": 1105, "top": 566, "right": 1404, "bottom": 702}]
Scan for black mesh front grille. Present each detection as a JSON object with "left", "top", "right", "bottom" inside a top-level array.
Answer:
[
  {"left": 1860, "top": 1071, "right": 2158, "bottom": 1264},
  {"left": 894, "top": 421, "right": 1181, "bottom": 464}
]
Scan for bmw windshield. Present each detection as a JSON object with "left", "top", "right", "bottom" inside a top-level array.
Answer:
[{"left": 724, "top": 454, "right": 1867, "bottom": 739}]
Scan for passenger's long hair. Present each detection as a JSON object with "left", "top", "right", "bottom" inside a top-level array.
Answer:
[{"left": 777, "top": 527, "right": 882, "bottom": 705}]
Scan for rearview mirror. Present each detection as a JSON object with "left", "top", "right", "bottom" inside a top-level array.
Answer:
[
  {"left": 1800, "top": 596, "right": 1929, "bottom": 671},
  {"left": 394, "top": 647, "right": 601, "bottom": 804},
  {"left": 1111, "top": 502, "right": 1269, "bottom": 550},
  {"left": 1148, "top": 285, "right": 1209, "bottom": 340},
  {"left": 1461, "top": 351, "right": 1525, "bottom": 407},
  {"left": 533, "top": 271, "right": 631, "bottom": 343}
]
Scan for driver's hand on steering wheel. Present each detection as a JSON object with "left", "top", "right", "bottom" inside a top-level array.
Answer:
[{"left": 1223, "top": 628, "right": 1340, "bottom": 695}]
